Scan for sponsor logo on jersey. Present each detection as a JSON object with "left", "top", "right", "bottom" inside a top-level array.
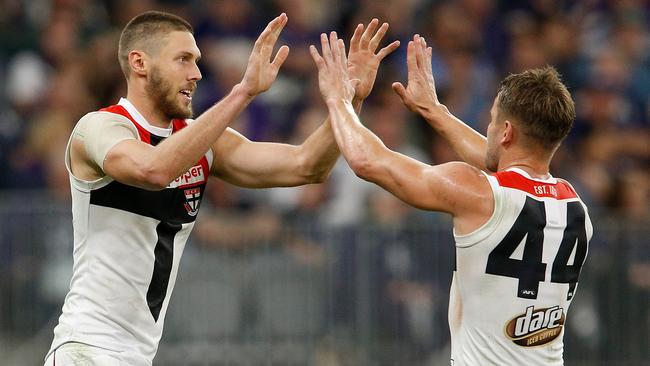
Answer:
[
  {"left": 168, "top": 165, "right": 205, "bottom": 188},
  {"left": 533, "top": 184, "right": 558, "bottom": 196},
  {"left": 183, "top": 187, "right": 201, "bottom": 216},
  {"left": 505, "top": 305, "right": 565, "bottom": 347}
]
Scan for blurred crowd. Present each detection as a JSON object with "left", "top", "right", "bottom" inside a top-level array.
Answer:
[
  {"left": 1, "top": 0, "right": 649, "bottom": 213},
  {"left": 0, "top": 0, "right": 649, "bottom": 364}
]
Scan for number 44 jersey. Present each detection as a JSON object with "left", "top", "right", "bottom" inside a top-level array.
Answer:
[{"left": 449, "top": 168, "right": 592, "bottom": 366}]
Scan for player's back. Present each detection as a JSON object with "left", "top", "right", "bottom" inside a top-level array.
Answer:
[{"left": 449, "top": 168, "right": 592, "bottom": 366}]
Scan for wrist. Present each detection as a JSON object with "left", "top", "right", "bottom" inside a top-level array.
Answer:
[
  {"left": 232, "top": 83, "right": 257, "bottom": 101},
  {"left": 352, "top": 96, "right": 363, "bottom": 109},
  {"left": 421, "top": 102, "right": 450, "bottom": 123},
  {"left": 325, "top": 97, "right": 351, "bottom": 109}
]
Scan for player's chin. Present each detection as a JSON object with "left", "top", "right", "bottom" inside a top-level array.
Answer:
[{"left": 178, "top": 96, "right": 193, "bottom": 111}]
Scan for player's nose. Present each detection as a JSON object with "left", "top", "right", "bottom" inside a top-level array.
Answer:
[{"left": 189, "top": 63, "right": 202, "bottom": 82}]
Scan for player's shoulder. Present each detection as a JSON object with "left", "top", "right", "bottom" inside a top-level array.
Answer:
[
  {"left": 77, "top": 109, "right": 133, "bottom": 127},
  {"left": 74, "top": 110, "right": 139, "bottom": 141},
  {"left": 433, "top": 161, "right": 492, "bottom": 189},
  {"left": 427, "top": 161, "right": 494, "bottom": 205},
  {"left": 429, "top": 161, "right": 495, "bottom": 222}
]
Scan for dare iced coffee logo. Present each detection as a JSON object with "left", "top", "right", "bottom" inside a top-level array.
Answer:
[{"left": 505, "top": 306, "right": 565, "bottom": 347}]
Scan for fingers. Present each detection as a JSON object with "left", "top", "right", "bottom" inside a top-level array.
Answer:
[
  {"left": 271, "top": 45, "right": 290, "bottom": 71},
  {"left": 392, "top": 82, "right": 408, "bottom": 102},
  {"left": 368, "top": 22, "right": 389, "bottom": 52},
  {"left": 338, "top": 38, "right": 347, "bottom": 70},
  {"left": 330, "top": 32, "right": 348, "bottom": 73},
  {"left": 254, "top": 13, "right": 288, "bottom": 53},
  {"left": 320, "top": 33, "right": 333, "bottom": 64},
  {"left": 350, "top": 23, "right": 363, "bottom": 53},
  {"left": 359, "top": 18, "right": 379, "bottom": 50},
  {"left": 330, "top": 31, "right": 340, "bottom": 65},
  {"left": 309, "top": 44, "right": 324, "bottom": 69},
  {"left": 413, "top": 34, "right": 426, "bottom": 69},
  {"left": 406, "top": 39, "right": 417, "bottom": 79},
  {"left": 377, "top": 40, "right": 400, "bottom": 60}
]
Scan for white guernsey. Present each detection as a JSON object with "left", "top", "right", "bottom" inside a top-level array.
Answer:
[
  {"left": 449, "top": 168, "right": 592, "bottom": 365},
  {"left": 46, "top": 98, "right": 212, "bottom": 364}
]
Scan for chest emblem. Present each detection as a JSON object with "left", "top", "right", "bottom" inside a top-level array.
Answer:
[{"left": 183, "top": 187, "right": 201, "bottom": 216}]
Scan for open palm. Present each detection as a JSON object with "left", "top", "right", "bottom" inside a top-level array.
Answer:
[
  {"left": 241, "top": 13, "right": 290, "bottom": 96},
  {"left": 347, "top": 19, "right": 400, "bottom": 100}
]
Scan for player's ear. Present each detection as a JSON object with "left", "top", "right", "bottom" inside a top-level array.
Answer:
[
  {"left": 501, "top": 120, "right": 515, "bottom": 147},
  {"left": 128, "top": 50, "right": 148, "bottom": 77}
]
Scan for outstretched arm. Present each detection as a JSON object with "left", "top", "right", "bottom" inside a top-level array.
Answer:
[
  {"left": 211, "top": 20, "right": 399, "bottom": 188},
  {"left": 392, "top": 35, "right": 489, "bottom": 171},
  {"left": 98, "top": 14, "right": 290, "bottom": 190},
  {"left": 310, "top": 32, "right": 492, "bottom": 222}
]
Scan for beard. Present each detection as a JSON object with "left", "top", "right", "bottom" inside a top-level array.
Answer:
[{"left": 145, "top": 66, "right": 193, "bottom": 120}]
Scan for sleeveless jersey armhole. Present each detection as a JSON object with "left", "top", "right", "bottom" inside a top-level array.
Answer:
[
  {"left": 65, "top": 112, "right": 129, "bottom": 192},
  {"left": 453, "top": 172, "right": 505, "bottom": 248}
]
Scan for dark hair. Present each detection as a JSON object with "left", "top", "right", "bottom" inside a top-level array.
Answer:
[
  {"left": 496, "top": 66, "right": 576, "bottom": 148},
  {"left": 118, "top": 11, "right": 193, "bottom": 79}
]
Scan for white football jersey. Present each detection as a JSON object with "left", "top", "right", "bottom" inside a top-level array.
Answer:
[
  {"left": 46, "top": 99, "right": 213, "bottom": 365},
  {"left": 449, "top": 168, "right": 592, "bottom": 366}
]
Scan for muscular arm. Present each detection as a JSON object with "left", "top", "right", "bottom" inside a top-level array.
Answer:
[
  {"left": 102, "top": 86, "right": 254, "bottom": 190},
  {"left": 312, "top": 32, "right": 493, "bottom": 232},
  {"left": 211, "top": 20, "right": 399, "bottom": 188},
  {"left": 211, "top": 99, "right": 364, "bottom": 188},
  {"left": 211, "top": 122, "right": 335, "bottom": 188},
  {"left": 326, "top": 98, "right": 488, "bottom": 215},
  {"left": 392, "top": 35, "right": 488, "bottom": 171},
  {"left": 421, "top": 105, "right": 488, "bottom": 170}
]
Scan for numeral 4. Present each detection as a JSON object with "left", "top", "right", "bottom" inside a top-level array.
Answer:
[{"left": 486, "top": 197, "right": 588, "bottom": 300}]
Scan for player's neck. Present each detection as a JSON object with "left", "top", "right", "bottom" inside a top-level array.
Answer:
[
  {"left": 498, "top": 155, "right": 551, "bottom": 180},
  {"left": 125, "top": 89, "right": 173, "bottom": 129}
]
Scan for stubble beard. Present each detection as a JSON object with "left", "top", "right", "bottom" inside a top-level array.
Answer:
[
  {"left": 146, "top": 67, "right": 193, "bottom": 121},
  {"left": 485, "top": 147, "right": 499, "bottom": 172}
]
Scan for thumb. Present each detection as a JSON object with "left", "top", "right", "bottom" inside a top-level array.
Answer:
[
  {"left": 392, "top": 82, "right": 408, "bottom": 102},
  {"left": 271, "top": 45, "right": 290, "bottom": 70},
  {"left": 351, "top": 78, "right": 361, "bottom": 89}
]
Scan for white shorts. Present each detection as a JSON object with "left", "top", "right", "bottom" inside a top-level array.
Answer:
[{"left": 44, "top": 342, "right": 148, "bottom": 366}]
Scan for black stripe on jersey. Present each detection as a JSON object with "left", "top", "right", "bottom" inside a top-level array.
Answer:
[
  {"left": 89, "top": 181, "right": 204, "bottom": 224},
  {"left": 147, "top": 221, "right": 182, "bottom": 321},
  {"left": 89, "top": 134, "right": 206, "bottom": 223},
  {"left": 149, "top": 134, "right": 163, "bottom": 146}
]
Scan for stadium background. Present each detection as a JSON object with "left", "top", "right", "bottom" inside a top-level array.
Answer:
[{"left": 0, "top": 0, "right": 648, "bottom": 365}]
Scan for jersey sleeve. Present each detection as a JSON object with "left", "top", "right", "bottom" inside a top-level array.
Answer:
[{"left": 74, "top": 112, "right": 139, "bottom": 171}]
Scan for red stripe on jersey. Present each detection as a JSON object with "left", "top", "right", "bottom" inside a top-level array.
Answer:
[
  {"left": 99, "top": 105, "right": 151, "bottom": 144},
  {"left": 171, "top": 118, "right": 188, "bottom": 132},
  {"left": 493, "top": 171, "right": 577, "bottom": 200}
]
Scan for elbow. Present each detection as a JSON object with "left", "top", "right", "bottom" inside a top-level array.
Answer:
[
  {"left": 297, "top": 156, "right": 333, "bottom": 185},
  {"left": 348, "top": 155, "right": 374, "bottom": 180},
  {"left": 140, "top": 164, "right": 174, "bottom": 191},
  {"left": 306, "top": 168, "right": 332, "bottom": 184}
]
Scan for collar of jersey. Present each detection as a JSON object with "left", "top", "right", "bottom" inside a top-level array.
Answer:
[
  {"left": 118, "top": 97, "right": 173, "bottom": 137},
  {"left": 506, "top": 167, "right": 557, "bottom": 184}
]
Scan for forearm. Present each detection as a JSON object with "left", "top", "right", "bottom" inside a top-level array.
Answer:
[
  {"left": 151, "top": 84, "right": 254, "bottom": 182},
  {"left": 421, "top": 105, "right": 488, "bottom": 171},
  {"left": 326, "top": 98, "right": 386, "bottom": 178},
  {"left": 296, "top": 98, "right": 363, "bottom": 182}
]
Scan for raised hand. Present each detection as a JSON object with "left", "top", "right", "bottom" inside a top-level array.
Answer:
[
  {"left": 392, "top": 35, "right": 442, "bottom": 115},
  {"left": 348, "top": 19, "right": 400, "bottom": 101},
  {"left": 309, "top": 32, "right": 356, "bottom": 103},
  {"left": 240, "top": 13, "right": 290, "bottom": 96}
]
